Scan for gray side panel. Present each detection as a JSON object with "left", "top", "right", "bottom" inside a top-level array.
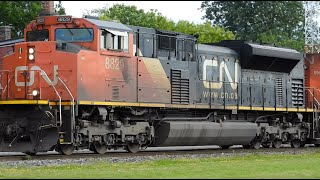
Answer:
[
  {"left": 197, "top": 46, "right": 240, "bottom": 107},
  {"left": 241, "top": 69, "right": 295, "bottom": 108},
  {"left": 289, "top": 59, "right": 305, "bottom": 108}
]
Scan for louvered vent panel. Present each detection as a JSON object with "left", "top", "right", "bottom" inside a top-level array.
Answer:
[
  {"left": 292, "top": 78, "right": 304, "bottom": 107},
  {"left": 276, "top": 78, "right": 283, "bottom": 106},
  {"left": 112, "top": 86, "right": 119, "bottom": 100},
  {"left": 171, "top": 69, "right": 189, "bottom": 104}
]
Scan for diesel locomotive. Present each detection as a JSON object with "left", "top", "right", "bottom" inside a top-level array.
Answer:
[{"left": 0, "top": 14, "right": 319, "bottom": 155}]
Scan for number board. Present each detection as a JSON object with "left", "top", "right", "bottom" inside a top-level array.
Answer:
[
  {"left": 36, "top": 17, "right": 45, "bottom": 24},
  {"left": 105, "top": 57, "right": 125, "bottom": 70},
  {"left": 57, "top": 16, "right": 72, "bottom": 23}
]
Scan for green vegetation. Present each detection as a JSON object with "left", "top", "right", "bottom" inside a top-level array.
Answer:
[
  {"left": 200, "top": 1, "right": 304, "bottom": 51},
  {"left": 87, "top": 2, "right": 305, "bottom": 51},
  {"left": 1, "top": 151, "right": 320, "bottom": 178},
  {"left": 55, "top": 1, "right": 66, "bottom": 15},
  {"left": 0, "top": 1, "right": 43, "bottom": 37},
  {"left": 0, "top": 1, "right": 67, "bottom": 38},
  {"left": 21, "top": 155, "right": 32, "bottom": 161},
  {"left": 87, "top": 4, "right": 235, "bottom": 43}
]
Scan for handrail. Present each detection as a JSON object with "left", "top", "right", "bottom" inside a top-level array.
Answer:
[
  {"left": 315, "top": 89, "right": 320, "bottom": 109},
  {"left": 39, "top": 70, "right": 62, "bottom": 127},
  {"left": 306, "top": 88, "right": 320, "bottom": 107},
  {"left": 201, "top": 80, "right": 320, "bottom": 89},
  {"left": 200, "top": 79, "right": 320, "bottom": 109},
  {"left": 310, "top": 88, "right": 320, "bottom": 138},
  {"left": 1, "top": 76, "right": 12, "bottom": 99},
  {"left": 0, "top": 70, "right": 11, "bottom": 100},
  {"left": 57, "top": 76, "right": 75, "bottom": 129},
  {"left": 315, "top": 88, "right": 320, "bottom": 100}
]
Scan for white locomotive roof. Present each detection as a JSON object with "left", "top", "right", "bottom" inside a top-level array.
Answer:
[
  {"left": 198, "top": 43, "right": 238, "bottom": 56},
  {"left": 0, "top": 38, "right": 23, "bottom": 46},
  {"left": 85, "top": 18, "right": 132, "bottom": 32}
]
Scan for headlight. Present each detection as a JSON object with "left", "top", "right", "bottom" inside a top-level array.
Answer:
[
  {"left": 28, "top": 47, "right": 35, "bottom": 61},
  {"left": 28, "top": 48, "right": 34, "bottom": 54},
  {"left": 32, "top": 89, "right": 39, "bottom": 96},
  {"left": 28, "top": 54, "right": 34, "bottom": 60}
]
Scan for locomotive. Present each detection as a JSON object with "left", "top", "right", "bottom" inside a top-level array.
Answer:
[{"left": 0, "top": 14, "right": 319, "bottom": 155}]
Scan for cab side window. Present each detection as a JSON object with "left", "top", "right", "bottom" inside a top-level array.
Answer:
[{"left": 100, "top": 29, "right": 128, "bottom": 52}]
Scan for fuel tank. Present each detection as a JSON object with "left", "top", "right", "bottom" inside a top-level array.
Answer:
[{"left": 152, "top": 121, "right": 258, "bottom": 146}]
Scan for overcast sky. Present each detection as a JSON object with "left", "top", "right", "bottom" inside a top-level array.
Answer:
[{"left": 56, "top": 1, "right": 205, "bottom": 24}]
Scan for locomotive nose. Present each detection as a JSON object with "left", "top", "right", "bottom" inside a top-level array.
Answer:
[{"left": 7, "top": 42, "right": 57, "bottom": 100}]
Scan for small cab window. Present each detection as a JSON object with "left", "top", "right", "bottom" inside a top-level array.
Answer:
[
  {"left": 26, "top": 30, "right": 49, "bottom": 42},
  {"left": 55, "top": 28, "right": 94, "bottom": 42},
  {"left": 158, "top": 35, "right": 176, "bottom": 50},
  {"left": 100, "top": 29, "right": 128, "bottom": 52}
]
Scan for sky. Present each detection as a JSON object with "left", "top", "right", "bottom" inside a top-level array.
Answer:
[{"left": 55, "top": 1, "right": 205, "bottom": 24}]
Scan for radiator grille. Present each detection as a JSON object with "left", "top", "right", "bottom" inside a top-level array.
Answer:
[
  {"left": 292, "top": 78, "right": 304, "bottom": 107},
  {"left": 171, "top": 69, "right": 189, "bottom": 104},
  {"left": 276, "top": 78, "right": 283, "bottom": 106}
]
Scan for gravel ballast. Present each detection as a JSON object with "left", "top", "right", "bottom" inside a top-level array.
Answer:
[{"left": 0, "top": 148, "right": 317, "bottom": 167}]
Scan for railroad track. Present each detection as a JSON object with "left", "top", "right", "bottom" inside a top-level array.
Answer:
[{"left": 0, "top": 145, "right": 319, "bottom": 162}]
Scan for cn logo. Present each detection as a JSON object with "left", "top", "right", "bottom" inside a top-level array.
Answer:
[
  {"left": 15, "top": 65, "right": 58, "bottom": 87},
  {"left": 202, "top": 57, "right": 239, "bottom": 90}
]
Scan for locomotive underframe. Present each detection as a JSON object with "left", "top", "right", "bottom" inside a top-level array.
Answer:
[
  {"left": 71, "top": 105, "right": 315, "bottom": 150},
  {"left": 0, "top": 104, "right": 316, "bottom": 154},
  {"left": 0, "top": 105, "right": 58, "bottom": 154}
]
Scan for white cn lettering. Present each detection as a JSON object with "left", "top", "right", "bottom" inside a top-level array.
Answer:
[
  {"left": 314, "top": 71, "right": 320, "bottom": 76},
  {"left": 15, "top": 65, "right": 58, "bottom": 87},
  {"left": 202, "top": 58, "right": 238, "bottom": 90}
]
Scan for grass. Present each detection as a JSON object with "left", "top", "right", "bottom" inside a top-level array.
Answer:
[{"left": 1, "top": 151, "right": 320, "bottom": 179}]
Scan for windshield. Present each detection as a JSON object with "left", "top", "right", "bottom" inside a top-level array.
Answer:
[
  {"left": 26, "top": 30, "right": 49, "bottom": 42},
  {"left": 55, "top": 28, "right": 94, "bottom": 42}
]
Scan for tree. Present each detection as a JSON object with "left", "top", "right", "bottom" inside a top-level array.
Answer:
[
  {"left": 87, "top": 4, "right": 235, "bottom": 43},
  {"left": 200, "top": 1, "right": 304, "bottom": 51},
  {"left": 89, "top": 4, "right": 176, "bottom": 30},
  {"left": 0, "top": 1, "right": 43, "bottom": 38},
  {"left": 55, "top": 1, "right": 66, "bottom": 15},
  {"left": 257, "top": 30, "right": 305, "bottom": 50}
]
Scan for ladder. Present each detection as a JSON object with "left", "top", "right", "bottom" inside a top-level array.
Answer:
[
  {"left": 312, "top": 89, "right": 320, "bottom": 138},
  {"left": 38, "top": 71, "right": 75, "bottom": 144},
  {"left": 312, "top": 102, "right": 319, "bottom": 138}
]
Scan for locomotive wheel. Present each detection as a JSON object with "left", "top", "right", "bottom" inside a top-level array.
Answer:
[
  {"left": 242, "top": 144, "right": 251, "bottom": 149},
  {"left": 56, "top": 144, "right": 75, "bottom": 155},
  {"left": 272, "top": 140, "right": 282, "bottom": 148},
  {"left": 219, "top": 145, "right": 231, "bottom": 149},
  {"left": 125, "top": 143, "right": 140, "bottom": 153},
  {"left": 251, "top": 140, "right": 261, "bottom": 149},
  {"left": 91, "top": 142, "right": 107, "bottom": 154},
  {"left": 300, "top": 141, "right": 306, "bottom": 147},
  {"left": 290, "top": 139, "right": 301, "bottom": 148}
]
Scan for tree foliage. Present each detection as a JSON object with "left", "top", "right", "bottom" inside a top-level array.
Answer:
[
  {"left": 200, "top": 1, "right": 304, "bottom": 51},
  {"left": 0, "top": 1, "right": 43, "bottom": 38},
  {"left": 87, "top": 4, "right": 235, "bottom": 43},
  {"left": 55, "top": 1, "right": 66, "bottom": 15}
]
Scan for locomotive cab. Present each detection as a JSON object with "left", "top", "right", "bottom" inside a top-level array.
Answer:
[{"left": 1, "top": 15, "right": 97, "bottom": 101}]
